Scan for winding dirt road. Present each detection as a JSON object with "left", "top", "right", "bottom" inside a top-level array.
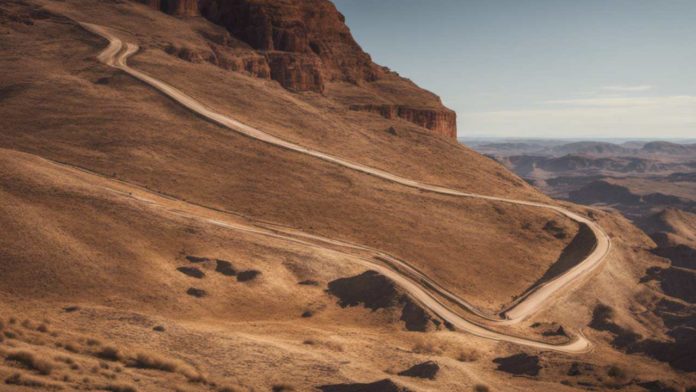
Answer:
[{"left": 77, "top": 22, "right": 612, "bottom": 353}]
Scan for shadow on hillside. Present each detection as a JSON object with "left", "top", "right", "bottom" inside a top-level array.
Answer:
[{"left": 512, "top": 223, "right": 597, "bottom": 303}]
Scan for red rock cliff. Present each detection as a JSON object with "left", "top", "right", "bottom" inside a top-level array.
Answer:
[
  {"left": 349, "top": 104, "right": 457, "bottom": 139},
  {"left": 197, "top": 0, "right": 381, "bottom": 93},
  {"left": 138, "top": 0, "right": 200, "bottom": 16},
  {"left": 135, "top": 0, "right": 458, "bottom": 138}
]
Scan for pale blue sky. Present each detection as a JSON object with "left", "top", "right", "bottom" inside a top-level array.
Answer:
[{"left": 334, "top": 0, "right": 696, "bottom": 138}]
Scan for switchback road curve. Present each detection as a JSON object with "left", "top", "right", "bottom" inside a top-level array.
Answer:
[{"left": 76, "top": 22, "right": 612, "bottom": 353}]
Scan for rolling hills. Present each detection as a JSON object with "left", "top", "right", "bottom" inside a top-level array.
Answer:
[{"left": 0, "top": 1, "right": 694, "bottom": 391}]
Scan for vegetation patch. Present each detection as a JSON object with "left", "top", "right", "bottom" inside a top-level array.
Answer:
[
  {"left": 177, "top": 266, "right": 205, "bottom": 279},
  {"left": 5, "top": 372, "right": 55, "bottom": 389},
  {"left": 130, "top": 352, "right": 178, "bottom": 372},
  {"left": 96, "top": 346, "right": 123, "bottom": 362},
  {"left": 215, "top": 260, "right": 237, "bottom": 276},
  {"left": 6, "top": 351, "right": 54, "bottom": 375},
  {"left": 237, "top": 270, "right": 261, "bottom": 282},
  {"left": 319, "top": 378, "right": 411, "bottom": 392},
  {"left": 493, "top": 353, "right": 541, "bottom": 376},
  {"left": 104, "top": 383, "right": 138, "bottom": 392},
  {"left": 186, "top": 256, "right": 210, "bottom": 263},
  {"left": 397, "top": 361, "right": 439, "bottom": 379},
  {"left": 186, "top": 287, "right": 208, "bottom": 298}
]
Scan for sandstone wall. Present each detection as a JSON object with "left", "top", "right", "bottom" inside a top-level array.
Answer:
[
  {"left": 350, "top": 104, "right": 457, "bottom": 139},
  {"left": 133, "top": 0, "right": 458, "bottom": 138},
  {"left": 138, "top": 0, "right": 199, "bottom": 16}
]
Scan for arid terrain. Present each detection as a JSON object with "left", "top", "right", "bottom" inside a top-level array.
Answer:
[
  {"left": 468, "top": 138, "right": 696, "bottom": 386},
  {"left": 467, "top": 139, "right": 696, "bottom": 218},
  {"left": 0, "top": 1, "right": 694, "bottom": 391}
]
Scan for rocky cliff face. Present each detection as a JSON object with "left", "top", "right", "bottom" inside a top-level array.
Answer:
[
  {"left": 349, "top": 104, "right": 457, "bottom": 139},
  {"left": 135, "top": 0, "right": 457, "bottom": 138},
  {"left": 138, "top": 0, "right": 200, "bottom": 16},
  {"left": 198, "top": 0, "right": 382, "bottom": 86},
  {"left": 196, "top": 0, "right": 381, "bottom": 93}
]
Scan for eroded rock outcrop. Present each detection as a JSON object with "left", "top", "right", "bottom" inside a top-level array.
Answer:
[
  {"left": 590, "top": 303, "right": 696, "bottom": 372},
  {"left": 641, "top": 208, "right": 696, "bottom": 270},
  {"left": 349, "top": 104, "right": 457, "bottom": 138},
  {"left": 266, "top": 52, "right": 324, "bottom": 92},
  {"left": 327, "top": 270, "right": 442, "bottom": 332},
  {"left": 651, "top": 240, "right": 696, "bottom": 270},
  {"left": 131, "top": 0, "right": 458, "bottom": 138},
  {"left": 198, "top": 0, "right": 382, "bottom": 89},
  {"left": 138, "top": 0, "right": 199, "bottom": 16},
  {"left": 656, "top": 267, "right": 696, "bottom": 303},
  {"left": 319, "top": 379, "right": 412, "bottom": 392}
]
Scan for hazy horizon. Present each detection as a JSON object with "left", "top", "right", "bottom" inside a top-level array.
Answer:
[
  {"left": 334, "top": 0, "right": 696, "bottom": 139},
  {"left": 457, "top": 136, "right": 696, "bottom": 143}
]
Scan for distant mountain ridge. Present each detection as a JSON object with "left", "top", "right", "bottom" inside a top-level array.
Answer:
[
  {"left": 499, "top": 155, "right": 695, "bottom": 177},
  {"left": 469, "top": 139, "right": 696, "bottom": 158}
]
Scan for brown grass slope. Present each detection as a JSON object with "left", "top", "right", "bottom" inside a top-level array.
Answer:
[
  {"left": 0, "top": 0, "right": 579, "bottom": 311},
  {"left": 1, "top": 146, "right": 693, "bottom": 392},
  {"left": 2, "top": 1, "right": 694, "bottom": 391}
]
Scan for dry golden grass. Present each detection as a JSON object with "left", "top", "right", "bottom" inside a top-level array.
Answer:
[
  {"left": 411, "top": 335, "right": 450, "bottom": 355},
  {"left": 4, "top": 372, "right": 54, "bottom": 388},
  {"left": 130, "top": 351, "right": 178, "bottom": 372},
  {"left": 54, "top": 355, "right": 75, "bottom": 365},
  {"left": 129, "top": 351, "right": 206, "bottom": 383},
  {"left": 63, "top": 342, "right": 80, "bottom": 353},
  {"left": 103, "top": 383, "right": 138, "bottom": 392},
  {"left": 97, "top": 346, "right": 123, "bottom": 362},
  {"left": 6, "top": 350, "right": 54, "bottom": 375},
  {"left": 0, "top": 0, "right": 582, "bottom": 312},
  {"left": 0, "top": 1, "right": 693, "bottom": 391},
  {"left": 456, "top": 349, "right": 481, "bottom": 363},
  {"left": 217, "top": 387, "right": 241, "bottom": 392},
  {"left": 302, "top": 338, "right": 344, "bottom": 352},
  {"left": 0, "top": 314, "right": 220, "bottom": 390}
]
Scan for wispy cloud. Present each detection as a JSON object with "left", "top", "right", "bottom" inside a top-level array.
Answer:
[
  {"left": 545, "top": 95, "right": 696, "bottom": 108},
  {"left": 600, "top": 85, "right": 653, "bottom": 92},
  {"left": 460, "top": 95, "right": 696, "bottom": 138}
]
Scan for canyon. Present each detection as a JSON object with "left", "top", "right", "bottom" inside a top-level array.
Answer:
[{"left": 0, "top": 0, "right": 693, "bottom": 391}]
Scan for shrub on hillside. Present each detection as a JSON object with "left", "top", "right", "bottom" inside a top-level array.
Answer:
[{"left": 6, "top": 351, "right": 54, "bottom": 375}]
